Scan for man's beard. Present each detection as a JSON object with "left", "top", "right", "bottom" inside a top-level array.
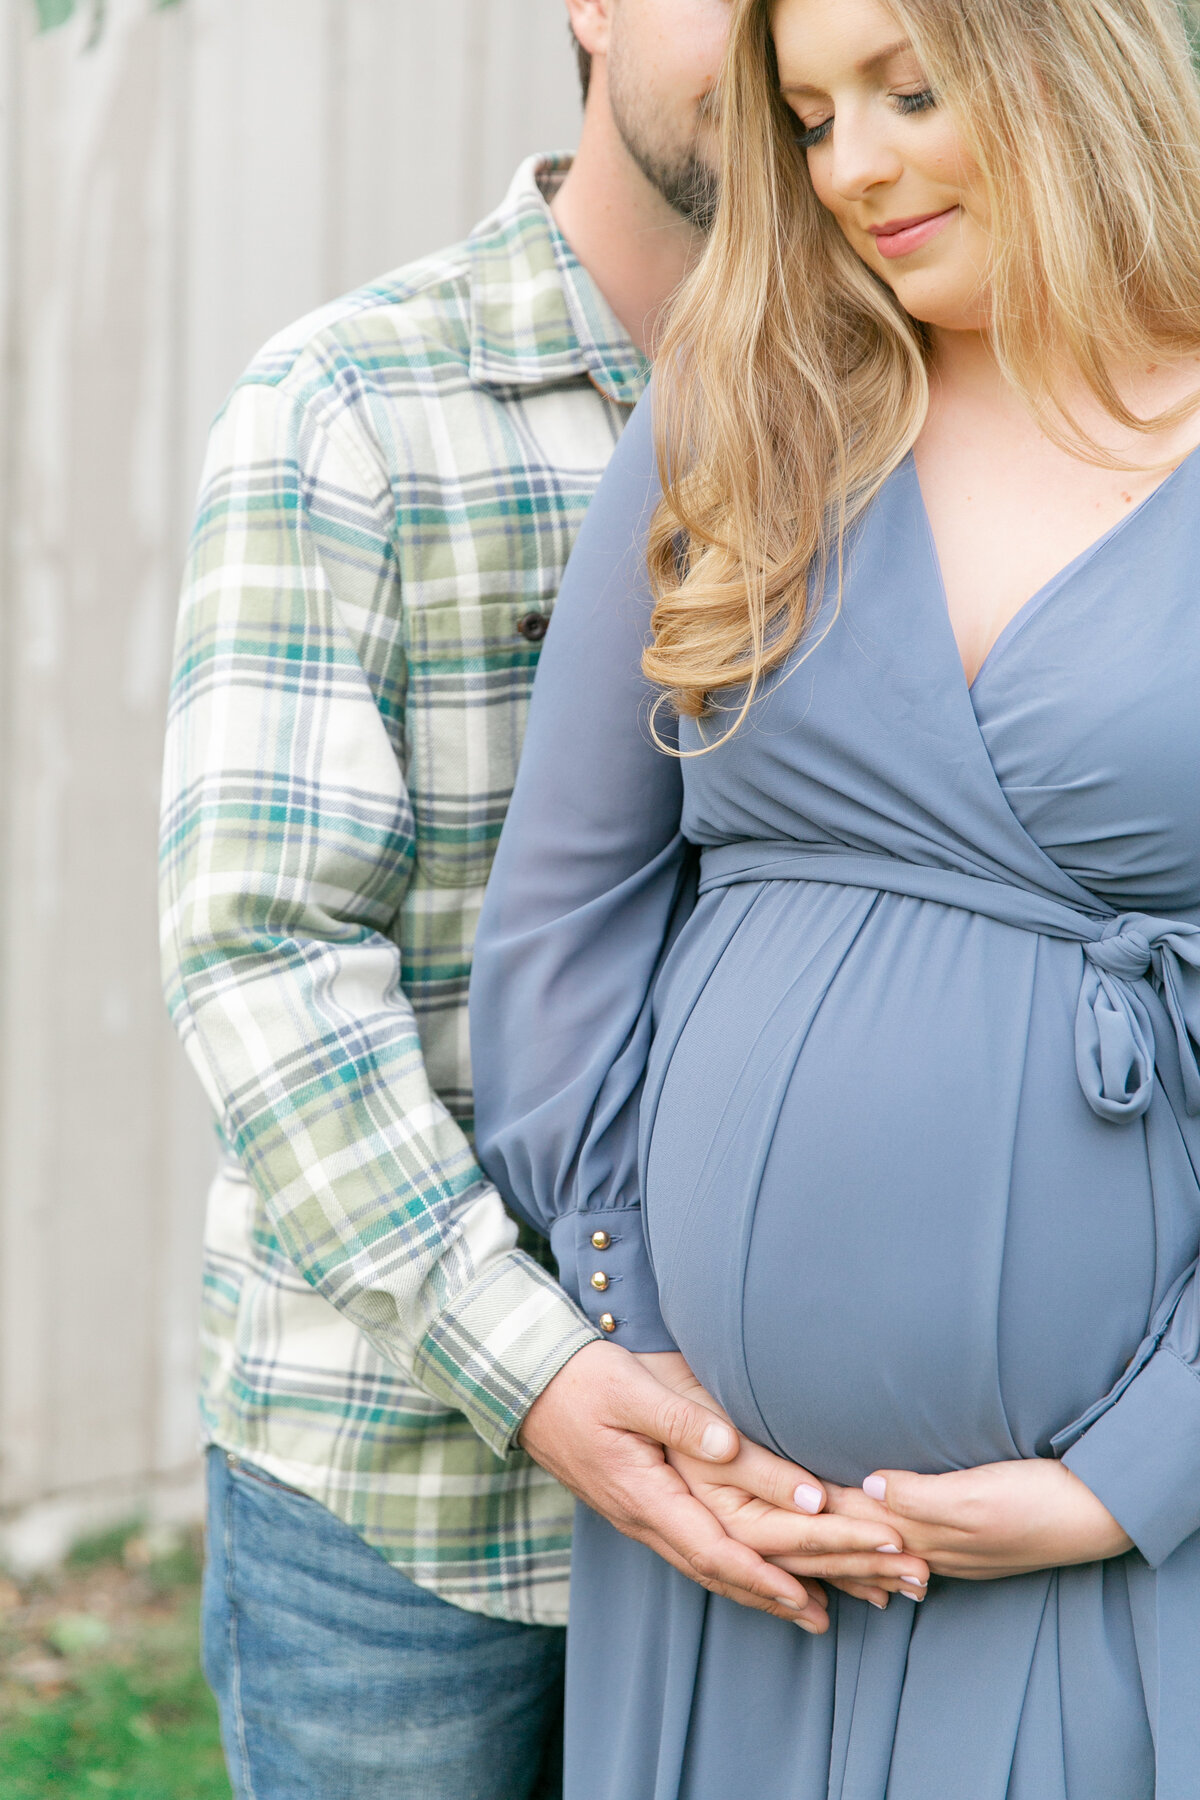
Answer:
[
  {"left": 608, "top": 68, "right": 720, "bottom": 232},
  {"left": 617, "top": 131, "right": 719, "bottom": 232}
]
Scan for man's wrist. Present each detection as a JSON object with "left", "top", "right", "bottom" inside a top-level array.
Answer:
[{"left": 414, "top": 1251, "right": 601, "bottom": 1456}]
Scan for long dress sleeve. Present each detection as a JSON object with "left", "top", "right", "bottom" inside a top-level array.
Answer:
[{"left": 470, "top": 391, "right": 687, "bottom": 1350}]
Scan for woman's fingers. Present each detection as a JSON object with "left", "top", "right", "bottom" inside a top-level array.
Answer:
[
  {"left": 679, "top": 1474, "right": 907, "bottom": 1555},
  {"left": 862, "top": 1468, "right": 970, "bottom": 1527},
  {"left": 731, "top": 1505, "right": 905, "bottom": 1555},
  {"left": 769, "top": 1549, "right": 929, "bottom": 1592},
  {"left": 827, "top": 1577, "right": 891, "bottom": 1610},
  {"left": 701, "top": 1433, "right": 827, "bottom": 1516}
]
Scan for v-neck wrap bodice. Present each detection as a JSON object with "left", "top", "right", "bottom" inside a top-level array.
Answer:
[
  {"left": 471, "top": 392, "right": 1200, "bottom": 1800},
  {"left": 698, "top": 842, "right": 1200, "bottom": 1123}
]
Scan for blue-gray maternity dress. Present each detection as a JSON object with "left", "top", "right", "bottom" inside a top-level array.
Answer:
[{"left": 469, "top": 391, "right": 1200, "bottom": 1800}]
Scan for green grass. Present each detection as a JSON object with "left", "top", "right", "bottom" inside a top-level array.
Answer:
[{"left": 0, "top": 1526, "right": 230, "bottom": 1800}]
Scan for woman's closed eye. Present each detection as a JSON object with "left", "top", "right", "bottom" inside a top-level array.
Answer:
[
  {"left": 793, "top": 88, "right": 937, "bottom": 151},
  {"left": 794, "top": 115, "right": 833, "bottom": 150},
  {"left": 893, "top": 87, "right": 936, "bottom": 117}
]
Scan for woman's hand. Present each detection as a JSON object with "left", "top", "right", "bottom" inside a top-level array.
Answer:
[
  {"left": 825, "top": 1458, "right": 1133, "bottom": 1581},
  {"left": 643, "top": 1354, "right": 931, "bottom": 1611}
]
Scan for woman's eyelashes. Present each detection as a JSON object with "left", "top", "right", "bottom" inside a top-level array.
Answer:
[
  {"left": 893, "top": 87, "right": 936, "bottom": 115},
  {"left": 795, "top": 116, "right": 832, "bottom": 149},
  {"left": 792, "top": 88, "right": 937, "bottom": 151}
]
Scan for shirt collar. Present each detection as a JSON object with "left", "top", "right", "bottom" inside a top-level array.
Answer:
[{"left": 466, "top": 154, "right": 649, "bottom": 406}]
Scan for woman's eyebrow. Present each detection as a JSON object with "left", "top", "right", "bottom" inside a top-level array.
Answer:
[
  {"left": 779, "top": 38, "right": 915, "bottom": 97},
  {"left": 859, "top": 37, "right": 914, "bottom": 75}
]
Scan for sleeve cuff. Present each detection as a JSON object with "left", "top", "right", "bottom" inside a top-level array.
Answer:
[
  {"left": 414, "top": 1251, "right": 600, "bottom": 1457},
  {"left": 1062, "top": 1348, "right": 1200, "bottom": 1567},
  {"left": 550, "top": 1209, "right": 677, "bottom": 1353}
]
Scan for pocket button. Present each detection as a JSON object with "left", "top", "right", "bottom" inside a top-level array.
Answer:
[{"left": 516, "top": 611, "right": 549, "bottom": 642}]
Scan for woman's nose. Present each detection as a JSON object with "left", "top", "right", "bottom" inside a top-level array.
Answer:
[{"left": 828, "top": 116, "right": 903, "bottom": 201}]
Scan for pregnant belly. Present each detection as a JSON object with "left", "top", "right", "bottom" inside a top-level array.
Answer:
[{"left": 643, "top": 882, "right": 1159, "bottom": 1484}]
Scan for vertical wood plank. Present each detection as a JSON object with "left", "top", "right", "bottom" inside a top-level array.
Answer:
[
  {"left": 1, "top": 0, "right": 199, "bottom": 1507},
  {"left": 476, "top": 0, "right": 583, "bottom": 217},
  {"left": 0, "top": 0, "right": 597, "bottom": 1556},
  {"left": 340, "top": 0, "right": 477, "bottom": 285}
]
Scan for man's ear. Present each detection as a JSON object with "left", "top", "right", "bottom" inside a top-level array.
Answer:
[{"left": 564, "top": 0, "right": 613, "bottom": 60}]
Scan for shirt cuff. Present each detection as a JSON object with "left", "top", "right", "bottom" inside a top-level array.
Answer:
[
  {"left": 414, "top": 1250, "right": 600, "bottom": 1458},
  {"left": 550, "top": 1209, "right": 677, "bottom": 1353},
  {"left": 1061, "top": 1348, "right": 1200, "bottom": 1567}
]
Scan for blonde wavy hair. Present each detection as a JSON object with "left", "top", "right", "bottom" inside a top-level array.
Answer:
[{"left": 645, "top": 0, "right": 1200, "bottom": 735}]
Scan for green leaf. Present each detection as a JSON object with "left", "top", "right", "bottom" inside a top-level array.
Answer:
[
  {"left": 34, "top": 0, "right": 181, "bottom": 31},
  {"left": 46, "top": 1612, "right": 112, "bottom": 1657},
  {"left": 34, "top": 0, "right": 76, "bottom": 27}
]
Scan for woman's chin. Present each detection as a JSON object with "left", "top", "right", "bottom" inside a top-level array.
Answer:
[{"left": 879, "top": 269, "right": 990, "bottom": 336}]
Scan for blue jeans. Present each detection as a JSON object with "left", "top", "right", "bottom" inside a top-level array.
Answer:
[{"left": 202, "top": 1447, "right": 565, "bottom": 1800}]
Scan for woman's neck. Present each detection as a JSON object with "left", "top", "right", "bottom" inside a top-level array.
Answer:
[{"left": 926, "top": 323, "right": 1200, "bottom": 461}]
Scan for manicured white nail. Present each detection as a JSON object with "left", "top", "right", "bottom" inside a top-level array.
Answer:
[
  {"left": 863, "top": 1475, "right": 888, "bottom": 1502},
  {"left": 869, "top": 1596, "right": 887, "bottom": 1610},
  {"left": 876, "top": 1543, "right": 900, "bottom": 1553},
  {"left": 900, "top": 1573, "right": 924, "bottom": 1587},
  {"left": 794, "top": 1484, "right": 822, "bottom": 1514},
  {"left": 901, "top": 1585, "right": 926, "bottom": 1601},
  {"left": 700, "top": 1423, "right": 734, "bottom": 1459}
]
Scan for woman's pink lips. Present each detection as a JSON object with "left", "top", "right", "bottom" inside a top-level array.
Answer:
[{"left": 868, "top": 206, "right": 957, "bottom": 259}]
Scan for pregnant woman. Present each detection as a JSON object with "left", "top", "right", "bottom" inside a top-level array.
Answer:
[{"left": 470, "top": 0, "right": 1200, "bottom": 1794}]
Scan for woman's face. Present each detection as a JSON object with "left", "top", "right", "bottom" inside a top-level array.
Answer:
[{"left": 772, "top": 0, "right": 990, "bottom": 332}]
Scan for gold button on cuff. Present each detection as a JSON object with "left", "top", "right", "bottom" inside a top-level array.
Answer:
[
  {"left": 599, "top": 1312, "right": 617, "bottom": 1333},
  {"left": 591, "top": 1229, "right": 612, "bottom": 1251},
  {"left": 590, "top": 1270, "right": 609, "bottom": 1292}
]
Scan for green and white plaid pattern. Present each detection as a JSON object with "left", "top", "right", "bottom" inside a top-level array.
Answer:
[{"left": 160, "top": 157, "right": 649, "bottom": 1624}]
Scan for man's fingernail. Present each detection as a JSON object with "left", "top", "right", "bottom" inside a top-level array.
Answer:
[
  {"left": 778, "top": 1596, "right": 803, "bottom": 1610},
  {"left": 863, "top": 1475, "right": 888, "bottom": 1502},
  {"left": 797, "top": 1618, "right": 820, "bottom": 1633},
  {"left": 793, "top": 1484, "right": 822, "bottom": 1514},
  {"left": 876, "top": 1543, "right": 900, "bottom": 1553},
  {"left": 700, "top": 1423, "right": 734, "bottom": 1459}
]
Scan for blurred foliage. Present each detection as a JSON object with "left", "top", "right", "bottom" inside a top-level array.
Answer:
[
  {"left": 0, "top": 1607, "right": 229, "bottom": 1800},
  {"left": 33, "top": 0, "right": 180, "bottom": 35},
  {"left": 0, "top": 1521, "right": 229, "bottom": 1800}
]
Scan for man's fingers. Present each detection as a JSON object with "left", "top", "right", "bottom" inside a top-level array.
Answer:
[
  {"left": 602, "top": 1347, "right": 739, "bottom": 1462},
  {"left": 640, "top": 1525, "right": 832, "bottom": 1630},
  {"left": 615, "top": 1359, "right": 739, "bottom": 1462},
  {"left": 645, "top": 1482, "right": 829, "bottom": 1626}
]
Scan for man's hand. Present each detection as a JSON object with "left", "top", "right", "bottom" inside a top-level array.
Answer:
[
  {"left": 826, "top": 1459, "right": 1133, "bottom": 1582},
  {"left": 519, "top": 1341, "right": 830, "bottom": 1630},
  {"left": 649, "top": 1355, "right": 930, "bottom": 1611}
]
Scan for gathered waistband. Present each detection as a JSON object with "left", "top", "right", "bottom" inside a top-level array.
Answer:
[{"left": 698, "top": 842, "right": 1200, "bottom": 1124}]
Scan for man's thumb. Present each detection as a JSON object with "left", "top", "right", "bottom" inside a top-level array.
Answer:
[{"left": 639, "top": 1377, "right": 738, "bottom": 1462}]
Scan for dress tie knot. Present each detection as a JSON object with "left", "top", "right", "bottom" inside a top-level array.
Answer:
[
  {"left": 1075, "top": 913, "right": 1200, "bottom": 1122},
  {"left": 1084, "top": 919, "right": 1153, "bottom": 982}
]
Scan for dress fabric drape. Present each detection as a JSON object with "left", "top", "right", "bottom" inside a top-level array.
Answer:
[{"left": 469, "top": 390, "right": 1200, "bottom": 1800}]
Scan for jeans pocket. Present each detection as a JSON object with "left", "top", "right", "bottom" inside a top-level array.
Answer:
[{"left": 223, "top": 1453, "right": 305, "bottom": 1500}]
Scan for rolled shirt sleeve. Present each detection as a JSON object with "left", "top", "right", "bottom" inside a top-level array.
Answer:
[
  {"left": 160, "top": 376, "right": 597, "bottom": 1457},
  {"left": 471, "top": 389, "right": 685, "bottom": 1351}
]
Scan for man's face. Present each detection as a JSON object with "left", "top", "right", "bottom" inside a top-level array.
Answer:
[{"left": 605, "top": 0, "right": 731, "bottom": 229}]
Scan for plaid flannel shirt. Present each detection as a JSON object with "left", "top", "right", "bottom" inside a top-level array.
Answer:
[{"left": 160, "top": 156, "right": 649, "bottom": 1624}]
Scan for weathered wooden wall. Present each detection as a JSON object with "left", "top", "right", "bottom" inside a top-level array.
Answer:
[{"left": 0, "top": 0, "right": 582, "bottom": 1567}]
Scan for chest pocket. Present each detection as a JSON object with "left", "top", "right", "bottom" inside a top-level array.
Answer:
[{"left": 404, "top": 597, "right": 552, "bottom": 889}]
